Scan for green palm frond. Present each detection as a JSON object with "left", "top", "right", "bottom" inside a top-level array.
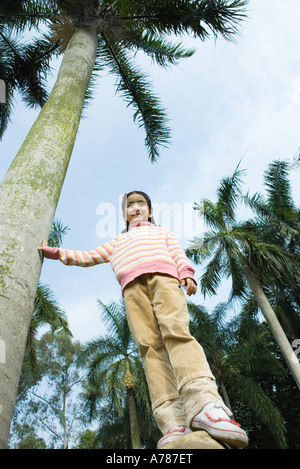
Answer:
[
  {"left": 243, "top": 190, "right": 271, "bottom": 219},
  {"left": 186, "top": 229, "right": 222, "bottom": 263},
  {"left": 0, "top": 82, "right": 13, "bottom": 138},
  {"left": 14, "top": 33, "right": 60, "bottom": 105},
  {"left": 237, "top": 227, "right": 295, "bottom": 282},
  {"left": 242, "top": 192, "right": 298, "bottom": 239},
  {"left": 223, "top": 243, "right": 247, "bottom": 299},
  {"left": 1, "top": 0, "right": 248, "bottom": 150},
  {"left": 47, "top": 219, "right": 70, "bottom": 247},
  {"left": 188, "top": 303, "right": 220, "bottom": 354},
  {"left": 84, "top": 338, "right": 122, "bottom": 368},
  {"left": 210, "top": 301, "right": 231, "bottom": 326},
  {"left": 217, "top": 162, "right": 245, "bottom": 224},
  {"left": 97, "top": 299, "right": 126, "bottom": 339},
  {"left": 118, "top": 0, "right": 248, "bottom": 41},
  {"left": 32, "top": 284, "right": 69, "bottom": 333},
  {"left": 200, "top": 243, "right": 226, "bottom": 296},
  {"left": 188, "top": 159, "right": 298, "bottom": 300},
  {"left": 26, "top": 283, "right": 70, "bottom": 373},
  {"left": 99, "top": 34, "right": 171, "bottom": 162},
  {"left": 0, "top": 26, "right": 59, "bottom": 134},
  {"left": 0, "top": 0, "right": 56, "bottom": 32},
  {"left": 201, "top": 199, "right": 226, "bottom": 231},
  {"left": 189, "top": 302, "right": 288, "bottom": 448},
  {"left": 229, "top": 373, "right": 287, "bottom": 449},
  {"left": 81, "top": 299, "right": 153, "bottom": 445},
  {"left": 264, "top": 160, "right": 295, "bottom": 212},
  {"left": 244, "top": 161, "right": 300, "bottom": 241},
  {"left": 95, "top": 410, "right": 132, "bottom": 448},
  {"left": 123, "top": 29, "right": 195, "bottom": 67},
  {"left": 106, "top": 359, "right": 128, "bottom": 416},
  {"left": 130, "top": 356, "right": 152, "bottom": 416}
]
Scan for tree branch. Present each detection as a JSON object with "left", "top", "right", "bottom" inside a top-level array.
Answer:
[
  {"left": 38, "top": 417, "right": 64, "bottom": 444},
  {"left": 30, "top": 390, "right": 62, "bottom": 416}
]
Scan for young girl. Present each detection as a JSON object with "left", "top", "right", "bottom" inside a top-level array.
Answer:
[{"left": 39, "top": 191, "right": 248, "bottom": 449}]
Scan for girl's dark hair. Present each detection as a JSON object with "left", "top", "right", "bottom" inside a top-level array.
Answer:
[{"left": 122, "top": 191, "right": 155, "bottom": 231}]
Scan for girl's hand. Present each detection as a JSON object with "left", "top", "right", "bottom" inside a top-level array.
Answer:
[
  {"left": 38, "top": 239, "right": 60, "bottom": 260},
  {"left": 38, "top": 238, "right": 48, "bottom": 252},
  {"left": 181, "top": 278, "right": 197, "bottom": 296}
]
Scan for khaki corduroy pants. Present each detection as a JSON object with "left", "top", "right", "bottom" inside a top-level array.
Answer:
[{"left": 123, "top": 273, "right": 217, "bottom": 415}]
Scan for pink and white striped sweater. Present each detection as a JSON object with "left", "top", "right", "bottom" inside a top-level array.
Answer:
[{"left": 43, "top": 222, "right": 196, "bottom": 294}]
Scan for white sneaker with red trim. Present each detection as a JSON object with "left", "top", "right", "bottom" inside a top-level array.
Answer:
[
  {"left": 191, "top": 400, "right": 248, "bottom": 448},
  {"left": 157, "top": 426, "right": 192, "bottom": 449}
]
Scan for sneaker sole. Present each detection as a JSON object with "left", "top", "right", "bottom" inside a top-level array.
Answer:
[
  {"left": 191, "top": 420, "right": 248, "bottom": 448},
  {"left": 157, "top": 435, "right": 181, "bottom": 449},
  {"left": 157, "top": 433, "right": 191, "bottom": 449}
]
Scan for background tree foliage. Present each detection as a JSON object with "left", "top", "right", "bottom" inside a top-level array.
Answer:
[
  {"left": 0, "top": 2, "right": 250, "bottom": 447},
  {"left": 8, "top": 158, "right": 300, "bottom": 449},
  {"left": 187, "top": 159, "right": 300, "bottom": 389},
  {"left": 11, "top": 333, "right": 84, "bottom": 449}
]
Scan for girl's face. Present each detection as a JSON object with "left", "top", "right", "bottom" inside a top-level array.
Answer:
[{"left": 124, "top": 193, "right": 152, "bottom": 225}]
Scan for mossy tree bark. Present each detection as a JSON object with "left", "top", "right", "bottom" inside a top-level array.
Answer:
[{"left": 0, "top": 26, "right": 97, "bottom": 448}]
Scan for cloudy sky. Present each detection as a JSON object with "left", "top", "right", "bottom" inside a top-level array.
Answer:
[{"left": 1, "top": 0, "right": 299, "bottom": 341}]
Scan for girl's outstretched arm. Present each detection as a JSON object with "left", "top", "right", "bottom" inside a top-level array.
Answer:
[{"left": 38, "top": 238, "right": 117, "bottom": 266}]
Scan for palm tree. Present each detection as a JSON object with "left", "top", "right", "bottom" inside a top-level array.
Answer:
[
  {"left": 0, "top": 1, "right": 60, "bottom": 137},
  {"left": 0, "top": 0, "right": 248, "bottom": 447},
  {"left": 186, "top": 163, "right": 300, "bottom": 391},
  {"left": 26, "top": 284, "right": 69, "bottom": 371},
  {"left": 188, "top": 302, "right": 287, "bottom": 448},
  {"left": 0, "top": 0, "right": 249, "bottom": 157},
  {"left": 81, "top": 300, "right": 153, "bottom": 449},
  {"left": 244, "top": 160, "right": 300, "bottom": 338}
]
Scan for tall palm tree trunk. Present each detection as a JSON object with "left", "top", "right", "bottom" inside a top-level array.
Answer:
[
  {"left": 243, "top": 265, "right": 300, "bottom": 391},
  {"left": 127, "top": 387, "right": 141, "bottom": 449},
  {"left": 0, "top": 27, "right": 97, "bottom": 448}
]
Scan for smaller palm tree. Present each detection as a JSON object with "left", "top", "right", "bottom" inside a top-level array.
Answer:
[
  {"left": 0, "top": 0, "right": 60, "bottom": 137},
  {"left": 188, "top": 301, "right": 287, "bottom": 448},
  {"left": 244, "top": 160, "right": 300, "bottom": 337},
  {"left": 80, "top": 299, "right": 153, "bottom": 449},
  {"left": 186, "top": 163, "right": 300, "bottom": 390}
]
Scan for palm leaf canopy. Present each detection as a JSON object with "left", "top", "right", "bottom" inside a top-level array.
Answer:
[
  {"left": 244, "top": 160, "right": 300, "bottom": 244},
  {"left": 187, "top": 163, "right": 296, "bottom": 299},
  {"left": 0, "top": 0, "right": 248, "bottom": 159},
  {"left": 79, "top": 300, "right": 150, "bottom": 420}
]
